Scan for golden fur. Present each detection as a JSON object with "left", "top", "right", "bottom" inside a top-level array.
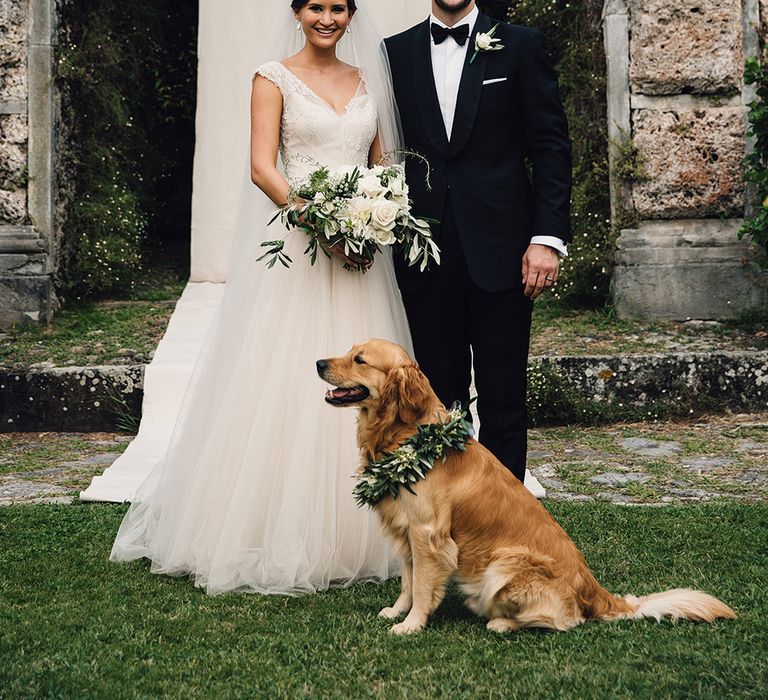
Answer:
[{"left": 319, "top": 339, "right": 736, "bottom": 634}]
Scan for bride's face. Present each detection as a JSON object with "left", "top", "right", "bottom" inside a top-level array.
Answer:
[{"left": 296, "top": 2, "right": 354, "bottom": 50}]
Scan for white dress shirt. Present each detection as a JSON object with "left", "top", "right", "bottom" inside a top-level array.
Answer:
[{"left": 429, "top": 8, "right": 568, "bottom": 256}]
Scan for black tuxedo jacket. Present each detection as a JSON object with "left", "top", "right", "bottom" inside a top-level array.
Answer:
[{"left": 385, "top": 14, "right": 572, "bottom": 292}]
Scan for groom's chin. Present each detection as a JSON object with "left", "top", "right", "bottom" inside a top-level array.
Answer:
[{"left": 434, "top": 0, "right": 474, "bottom": 14}]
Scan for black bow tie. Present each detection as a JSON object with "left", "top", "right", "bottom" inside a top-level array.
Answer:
[{"left": 430, "top": 23, "right": 470, "bottom": 47}]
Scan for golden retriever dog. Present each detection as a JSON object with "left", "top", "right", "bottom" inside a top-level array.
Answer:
[{"left": 317, "top": 339, "right": 736, "bottom": 635}]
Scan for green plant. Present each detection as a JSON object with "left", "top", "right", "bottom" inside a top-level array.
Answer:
[
  {"left": 611, "top": 131, "right": 649, "bottom": 183},
  {"left": 493, "top": 0, "right": 612, "bottom": 307},
  {"left": 740, "top": 57, "right": 768, "bottom": 263},
  {"left": 55, "top": 1, "right": 198, "bottom": 301}
]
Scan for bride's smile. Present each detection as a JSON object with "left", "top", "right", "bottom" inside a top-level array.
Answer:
[{"left": 297, "top": 2, "right": 355, "bottom": 49}]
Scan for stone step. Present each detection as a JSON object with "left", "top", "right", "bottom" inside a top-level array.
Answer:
[
  {"left": 0, "top": 226, "right": 47, "bottom": 254},
  {"left": 1, "top": 351, "right": 765, "bottom": 432}
]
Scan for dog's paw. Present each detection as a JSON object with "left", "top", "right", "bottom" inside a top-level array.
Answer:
[
  {"left": 389, "top": 619, "right": 425, "bottom": 635},
  {"left": 379, "top": 606, "right": 406, "bottom": 620},
  {"left": 486, "top": 618, "right": 518, "bottom": 634}
]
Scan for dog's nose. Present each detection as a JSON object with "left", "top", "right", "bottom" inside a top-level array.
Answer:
[{"left": 316, "top": 359, "right": 329, "bottom": 374}]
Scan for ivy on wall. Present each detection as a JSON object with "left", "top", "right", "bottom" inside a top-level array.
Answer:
[
  {"left": 741, "top": 58, "right": 768, "bottom": 263},
  {"left": 479, "top": 0, "right": 612, "bottom": 307},
  {"left": 56, "top": 1, "right": 198, "bottom": 300}
]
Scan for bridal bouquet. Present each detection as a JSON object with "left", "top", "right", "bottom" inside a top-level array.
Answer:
[{"left": 258, "top": 163, "right": 440, "bottom": 272}]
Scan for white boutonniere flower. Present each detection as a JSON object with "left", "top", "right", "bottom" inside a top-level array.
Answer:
[{"left": 471, "top": 24, "right": 504, "bottom": 64}]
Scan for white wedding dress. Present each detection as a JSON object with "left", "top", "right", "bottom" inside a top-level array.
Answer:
[{"left": 110, "top": 61, "right": 413, "bottom": 595}]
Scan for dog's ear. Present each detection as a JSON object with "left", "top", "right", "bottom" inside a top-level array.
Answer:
[
  {"left": 381, "top": 364, "right": 432, "bottom": 425},
  {"left": 397, "top": 365, "right": 432, "bottom": 424}
]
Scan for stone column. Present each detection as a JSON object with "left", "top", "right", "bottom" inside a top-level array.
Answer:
[
  {"left": 0, "top": 0, "right": 55, "bottom": 329},
  {"left": 604, "top": 0, "right": 768, "bottom": 320}
]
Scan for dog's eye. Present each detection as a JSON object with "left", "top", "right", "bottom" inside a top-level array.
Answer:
[{"left": 354, "top": 355, "right": 367, "bottom": 365}]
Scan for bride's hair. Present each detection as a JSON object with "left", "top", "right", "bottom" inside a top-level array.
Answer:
[{"left": 291, "top": 0, "right": 357, "bottom": 11}]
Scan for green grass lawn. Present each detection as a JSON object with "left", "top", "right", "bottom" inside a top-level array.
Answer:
[
  {"left": 1, "top": 291, "right": 765, "bottom": 370},
  {"left": 1, "top": 502, "right": 765, "bottom": 699}
]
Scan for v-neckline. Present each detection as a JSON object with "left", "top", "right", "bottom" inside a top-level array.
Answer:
[{"left": 278, "top": 62, "right": 365, "bottom": 117}]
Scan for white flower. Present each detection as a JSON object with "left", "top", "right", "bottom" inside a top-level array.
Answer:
[
  {"left": 471, "top": 24, "right": 504, "bottom": 64},
  {"left": 373, "top": 227, "right": 397, "bottom": 246},
  {"left": 344, "top": 196, "right": 373, "bottom": 236},
  {"left": 357, "top": 173, "right": 386, "bottom": 199},
  {"left": 322, "top": 199, "right": 336, "bottom": 215},
  {"left": 313, "top": 191, "right": 326, "bottom": 205},
  {"left": 388, "top": 176, "right": 407, "bottom": 198},
  {"left": 370, "top": 199, "right": 400, "bottom": 232},
  {"left": 475, "top": 32, "right": 499, "bottom": 51}
]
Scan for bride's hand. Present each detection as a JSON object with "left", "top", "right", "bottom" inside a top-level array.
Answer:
[{"left": 318, "top": 238, "right": 372, "bottom": 269}]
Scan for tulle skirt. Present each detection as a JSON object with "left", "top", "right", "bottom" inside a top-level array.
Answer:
[{"left": 110, "top": 229, "right": 413, "bottom": 595}]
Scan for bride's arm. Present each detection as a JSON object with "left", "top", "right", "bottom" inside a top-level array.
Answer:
[
  {"left": 368, "top": 131, "right": 383, "bottom": 167},
  {"left": 250, "top": 76, "right": 291, "bottom": 206}
]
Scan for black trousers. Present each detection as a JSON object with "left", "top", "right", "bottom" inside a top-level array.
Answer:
[{"left": 400, "top": 197, "right": 533, "bottom": 482}]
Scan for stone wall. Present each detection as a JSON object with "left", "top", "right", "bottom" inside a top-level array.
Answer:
[
  {"left": 605, "top": 0, "right": 768, "bottom": 320},
  {"left": 0, "top": 0, "right": 29, "bottom": 225},
  {"left": 0, "top": 0, "right": 56, "bottom": 329}
]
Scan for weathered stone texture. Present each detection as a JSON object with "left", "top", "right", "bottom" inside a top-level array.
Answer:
[
  {"left": 0, "top": 366, "right": 144, "bottom": 432},
  {"left": 540, "top": 351, "right": 768, "bottom": 414},
  {"left": 628, "top": 0, "right": 743, "bottom": 95},
  {"left": 0, "top": 115, "right": 28, "bottom": 224},
  {"left": 613, "top": 220, "right": 767, "bottom": 320},
  {"left": 632, "top": 107, "right": 745, "bottom": 218},
  {"left": 0, "top": 0, "right": 28, "bottom": 102}
]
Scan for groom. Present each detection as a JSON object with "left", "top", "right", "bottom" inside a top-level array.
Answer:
[{"left": 385, "top": 0, "right": 572, "bottom": 483}]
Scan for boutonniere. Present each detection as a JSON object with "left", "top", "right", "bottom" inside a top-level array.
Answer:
[{"left": 470, "top": 24, "right": 504, "bottom": 64}]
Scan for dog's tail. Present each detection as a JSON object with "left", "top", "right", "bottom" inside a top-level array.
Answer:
[{"left": 593, "top": 588, "right": 736, "bottom": 623}]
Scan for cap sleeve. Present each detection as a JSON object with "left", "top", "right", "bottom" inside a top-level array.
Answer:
[{"left": 253, "top": 61, "right": 284, "bottom": 91}]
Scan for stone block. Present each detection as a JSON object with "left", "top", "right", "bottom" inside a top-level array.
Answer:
[
  {"left": 541, "top": 350, "right": 768, "bottom": 413},
  {"left": 0, "top": 0, "right": 27, "bottom": 44},
  {"left": 632, "top": 107, "right": 745, "bottom": 218},
  {"left": 0, "top": 252, "right": 46, "bottom": 275},
  {"left": 0, "top": 366, "right": 144, "bottom": 432},
  {"left": 0, "top": 189, "right": 26, "bottom": 224},
  {"left": 0, "top": 113, "right": 27, "bottom": 145},
  {"left": 0, "top": 0, "right": 27, "bottom": 102},
  {"left": 0, "top": 274, "right": 53, "bottom": 327},
  {"left": 612, "top": 220, "right": 768, "bottom": 320},
  {"left": 628, "top": 0, "right": 743, "bottom": 95}
]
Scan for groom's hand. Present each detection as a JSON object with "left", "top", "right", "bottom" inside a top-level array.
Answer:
[{"left": 522, "top": 244, "right": 559, "bottom": 300}]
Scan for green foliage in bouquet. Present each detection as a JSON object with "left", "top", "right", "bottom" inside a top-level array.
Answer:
[
  {"left": 740, "top": 58, "right": 768, "bottom": 264},
  {"left": 56, "top": 1, "right": 198, "bottom": 300},
  {"left": 259, "top": 162, "right": 439, "bottom": 273},
  {"left": 480, "top": 0, "right": 612, "bottom": 307}
]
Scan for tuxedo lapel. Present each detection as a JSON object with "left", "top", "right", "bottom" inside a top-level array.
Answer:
[
  {"left": 412, "top": 19, "right": 449, "bottom": 156},
  {"left": 448, "top": 12, "right": 493, "bottom": 158}
]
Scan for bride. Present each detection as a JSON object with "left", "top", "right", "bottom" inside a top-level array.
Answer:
[{"left": 110, "top": 0, "right": 414, "bottom": 595}]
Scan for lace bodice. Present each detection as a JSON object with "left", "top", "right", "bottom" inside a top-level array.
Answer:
[{"left": 254, "top": 61, "right": 378, "bottom": 181}]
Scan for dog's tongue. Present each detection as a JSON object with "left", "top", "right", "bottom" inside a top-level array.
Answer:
[{"left": 331, "top": 388, "right": 354, "bottom": 399}]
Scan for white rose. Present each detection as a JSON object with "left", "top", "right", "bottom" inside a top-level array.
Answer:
[
  {"left": 357, "top": 173, "right": 386, "bottom": 199},
  {"left": 475, "top": 33, "right": 493, "bottom": 50},
  {"left": 370, "top": 199, "right": 400, "bottom": 232},
  {"left": 373, "top": 227, "right": 397, "bottom": 246},
  {"left": 388, "top": 176, "right": 408, "bottom": 199},
  {"left": 313, "top": 192, "right": 326, "bottom": 205},
  {"left": 370, "top": 164, "right": 385, "bottom": 176}
]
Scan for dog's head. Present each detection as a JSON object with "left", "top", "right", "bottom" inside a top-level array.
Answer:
[{"left": 317, "top": 339, "right": 438, "bottom": 425}]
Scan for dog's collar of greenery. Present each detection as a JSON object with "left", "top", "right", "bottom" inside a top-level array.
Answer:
[{"left": 353, "top": 402, "right": 474, "bottom": 508}]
